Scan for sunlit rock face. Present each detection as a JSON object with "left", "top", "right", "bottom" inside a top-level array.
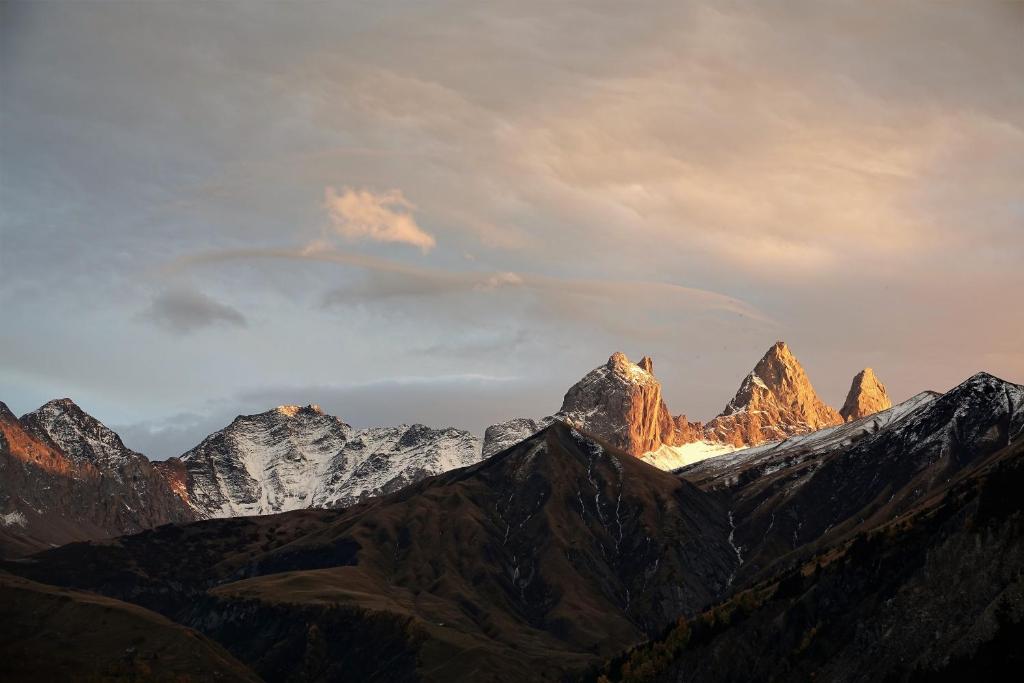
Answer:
[
  {"left": 483, "top": 353, "right": 702, "bottom": 460},
  {"left": 704, "top": 341, "right": 843, "bottom": 448},
  {"left": 840, "top": 367, "right": 893, "bottom": 422},
  {"left": 558, "top": 352, "right": 680, "bottom": 457}
]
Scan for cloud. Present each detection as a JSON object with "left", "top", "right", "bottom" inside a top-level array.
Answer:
[
  {"left": 166, "top": 244, "right": 771, "bottom": 327},
  {"left": 141, "top": 288, "right": 247, "bottom": 334},
  {"left": 4, "top": 1, "right": 1023, "bottom": 439},
  {"left": 324, "top": 186, "right": 436, "bottom": 252}
]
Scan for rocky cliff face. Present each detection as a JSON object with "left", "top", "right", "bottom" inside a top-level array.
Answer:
[
  {"left": 484, "top": 344, "right": 893, "bottom": 461},
  {"left": 839, "top": 367, "right": 892, "bottom": 422},
  {"left": 558, "top": 352, "right": 681, "bottom": 457},
  {"left": 704, "top": 341, "right": 843, "bottom": 447},
  {"left": 0, "top": 399, "right": 195, "bottom": 558},
  {"left": 176, "top": 405, "right": 482, "bottom": 517},
  {"left": 483, "top": 353, "right": 701, "bottom": 459}
]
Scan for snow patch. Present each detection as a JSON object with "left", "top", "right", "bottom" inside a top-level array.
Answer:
[
  {"left": 641, "top": 440, "right": 739, "bottom": 471},
  {"left": 1, "top": 511, "right": 27, "bottom": 528}
]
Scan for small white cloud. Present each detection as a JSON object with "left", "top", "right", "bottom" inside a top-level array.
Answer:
[{"left": 324, "top": 186, "right": 436, "bottom": 252}]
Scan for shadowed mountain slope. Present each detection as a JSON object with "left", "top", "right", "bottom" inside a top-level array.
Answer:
[
  {"left": 8, "top": 422, "right": 737, "bottom": 681},
  {"left": 592, "top": 372, "right": 1024, "bottom": 681},
  {"left": 682, "top": 373, "right": 1023, "bottom": 584},
  {"left": 0, "top": 572, "right": 260, "bottom": 682},
  {"left": 597, "top": 435, "right": 1024, "bottom": 682}
]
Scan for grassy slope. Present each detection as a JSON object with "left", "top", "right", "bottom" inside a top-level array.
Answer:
[{"left": 0, "top": 572, "right": 261, "bottom": 682}]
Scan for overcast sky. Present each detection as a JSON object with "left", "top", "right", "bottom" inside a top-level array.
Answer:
[{"left": 2, "top": 1, "right": 1022, "bottom": 459}]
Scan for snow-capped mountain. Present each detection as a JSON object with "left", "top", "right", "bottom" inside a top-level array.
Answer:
[
  {"left": 172, "top": 404, "right": 483, "bottom": 517},
  {"left": 1, "top": 397, "right": 483, "bottom": 557}
]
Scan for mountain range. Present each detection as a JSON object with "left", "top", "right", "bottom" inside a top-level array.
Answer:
[
  {"left": 2, "top": 343, "right": 1021, "bottom": 681},
  {"left": 2, "top": 341, "right": 882, "bottom": 558},
  {"left": 483, "top": 341, "right": 892, "bottom": 467},
  {"left": 2, "top": 368, "right": 1021, "bottom": 681}
]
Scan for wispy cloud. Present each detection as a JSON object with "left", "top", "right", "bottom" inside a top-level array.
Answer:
[
  {"left": 166, "top": 244, "right": 770, "bottom": 325},
  {"left": 324, "top": 186, "right": 436, "bottom": 252},
  {"left": 141, "top": 288, "right": 247, "bottom": 334}
]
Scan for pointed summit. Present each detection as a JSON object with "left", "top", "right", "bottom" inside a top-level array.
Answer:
[
  {"left": 840, "top": 368, "right": 892, "bottom": 422},
  {"left": 705, "top": 341, "right": 842, "bottom": 447},
  {"left": 19, "top": 398, "right": 137, "bottom": 468}
]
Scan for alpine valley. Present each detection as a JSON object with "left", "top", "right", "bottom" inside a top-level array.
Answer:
[{"left": 2, "top": 342, "right": 1022, "bottom": 682}]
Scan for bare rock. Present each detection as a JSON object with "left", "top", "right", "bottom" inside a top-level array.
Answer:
[
  {"left": 704, "top": 341, "right": 842, "bottom": 447},
  {"left": 840, "top": 368, "right": 893, "bottom": 422}
]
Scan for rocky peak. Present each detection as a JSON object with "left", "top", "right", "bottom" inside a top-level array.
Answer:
[
  {"left": 557, "top": 352, "right": 687, "bottom": 457},
  {"left": 840, "top": 368, "right": 893, "bottom": 422},
  {"left": 484, "top": 352, "right": 710, "bottom": 460},
  {"left": 705, "top": 341, "right": 842, "bottom": 447},
  {"left": 19, "top": 398, "right": 138, "bottom": 468},
  {"left": 178, "top": 405, "right": 481, "bottom": 518},
  {"left": 276, "top": 404, "right": 324, "bottom": 418}
]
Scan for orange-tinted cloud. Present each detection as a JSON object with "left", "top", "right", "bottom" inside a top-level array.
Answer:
[{"left": 324, "top": 186, "right": 436, "bottom": 252}]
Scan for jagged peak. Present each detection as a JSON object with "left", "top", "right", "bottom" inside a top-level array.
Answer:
[
  {"left": 32, "top": 398, "right": 86, "bottom": 418},
  {"left": 607, "top": 351, "right": 631, "bottom": 370},
  {"left": 275, "top": 404, "right": 324, "bottom": 418},
  {"left": 857, "top": 367, "right": 879, "bottom": 381},
  {"left": 751, "top": 341, "right": 802, "bottom": 380},
  {"left": 949, "top": 371, "right": 1020, "bottom": 395},
  {"left": 840, "top": 367, "right": 892, "bottom": 422},
  {"left": 605, "top": 351, "right": 655, "bottom": 381},
  {"left": 27, "top": 398, "right": 107, "bottom": 431}
]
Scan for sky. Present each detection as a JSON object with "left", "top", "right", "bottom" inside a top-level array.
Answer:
[{"left": 2, "top": 0, "right": 1022, "bottom": 459}]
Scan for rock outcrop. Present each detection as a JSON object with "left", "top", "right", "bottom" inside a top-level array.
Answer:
[
  {"left": 482, "top": 352, "right": 703, "bottom": 459},
  {"left": 840, "top": 367, "right": 893, "bottom": 422},
  {"left": 558, "top": 352, "right": 679, "bottom": 457},
  {"left": 704, "top": 341, "right": 843, "bottom": 447}
]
